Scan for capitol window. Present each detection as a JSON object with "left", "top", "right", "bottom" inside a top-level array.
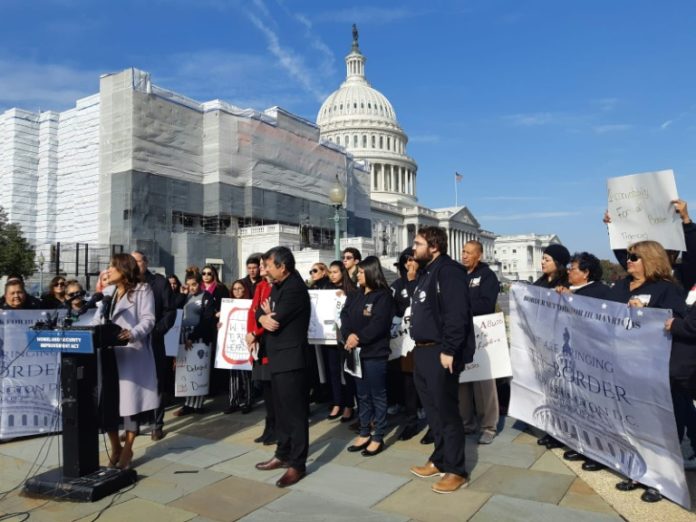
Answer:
[
  {"left": 387, "top": 137, "right": 391, "bottom": 150},
  {"left": 379, "top": 136, "right": 384, "bottom": 148},
  {"left": 353, "top": 135, "right": 358, "bottom": 147},
  {"left": 368, "top": 103, "right": 371, "bottom": 109},
  {"left": 353, "top": 103, "right": 357, "bottom": 109},
  {"left": 361, "top": 102, "right": 364, "bottom": 109},
  {"left": 362, "top": 135, "right": 367, "bottom": 147},
  {"left": 371, "top": 135, "right": 375, "bottom": 148}
]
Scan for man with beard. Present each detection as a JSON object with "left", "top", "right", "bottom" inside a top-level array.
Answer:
[{"left": 408, "top": 227, "right": 475, "bottom": 494}]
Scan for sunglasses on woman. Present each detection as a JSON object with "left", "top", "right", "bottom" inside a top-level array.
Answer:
[
  {"left": 202, "top": 271, "right": 213, "bottom": 276},
  {"left": 54, "top": 281, "right": 66, "bottom": 287},
  {"left": 310, "top": 268, "right": 321, "bottom": 274},
  {"left": 627, "top": 253, "right": 641, "bottom": 263}
]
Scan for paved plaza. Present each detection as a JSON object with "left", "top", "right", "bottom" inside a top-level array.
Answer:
[{"left": 1, "top": 395, "right": 695, "bottom": 521}]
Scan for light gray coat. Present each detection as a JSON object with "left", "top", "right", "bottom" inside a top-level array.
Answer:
[{"left": 92, "top": 283, "right": 158, "bottom": 417}]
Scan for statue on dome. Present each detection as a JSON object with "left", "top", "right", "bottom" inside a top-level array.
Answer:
[{"left": 352, "top": 24, "right": 359, "bottom": 48}]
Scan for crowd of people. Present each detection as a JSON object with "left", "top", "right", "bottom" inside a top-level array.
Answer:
[{"left": 2, "top": 201, "right": 696, "bottom": 499}]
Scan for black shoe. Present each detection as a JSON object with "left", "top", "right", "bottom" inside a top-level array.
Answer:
[
  {"left": 563, "top": 450, "right": 583, "bottom": 461},
  {"left": 253, "top": 433, "right": 265, "bottom": 443},
  {"left": 545, "top": 438, "right": 564, "bottom": 449},
  {"left": 327, "top": 408, "right": 342, "bottom": 420},
  {"left": 362, "top": 441, "right": 384, "bottom": 457},
  {"left": 641, "top": 487, "right": 662, "bottom": 503},
  {"left": 340, "top": 411, "right": 355, "bottom": 423},
  {"left": 537, "top": 434, "right": 553, "bottom": 446},
  {"left": 581, "top": 459, "right": 604, "bottom": 472},
  {"left": 347, "top": 437, "right": 371, "bottom": 452},
  {"left": 224, "top": 404, "right": 240, "bottom": 414},
  {"left": 241, "top": 404, "right": 253, "bottom": 414},
  {"left": 616, "top": 479, "right": 639, "bottom": 491},
  {"left": 399, "top": 424, "right": 419, "bottom": 441},
  {"left": 420, "top": 429, "right": 434, "bottom": 445}
]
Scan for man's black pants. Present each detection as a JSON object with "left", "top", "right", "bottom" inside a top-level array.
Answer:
[
  {"left": 413, "top": 346, "right": 467, "bottom": 477},
  {"left": 271, "top": 368, "right": 309, "bottom": 470}
]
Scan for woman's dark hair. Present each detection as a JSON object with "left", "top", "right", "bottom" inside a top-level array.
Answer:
[
  {"left": 110, "top": 253, "right": 142, "bottom": 298},
  {"left": 186, "top": 272, "right": 203, "bottom": 284},
  {"left": 230, "top": 279, "right": 250, "bottom": 298},
  {"left": 168, "top": 274, "right": 182, "bottom": 292},
  {"left": 48, "top": 275, "right": 66, "bottom": 296},
  {"left": 329, "top": 260, "right": 357, "bottom": 294},
  {"left": 202, "top": 264, "right": 221, "bottom": 283},
  {"left": 357, "top": 256, "right": 389, "bottom": 291},
  {"left": 569, "top": 252, "right": 603, "bottom": 282}
]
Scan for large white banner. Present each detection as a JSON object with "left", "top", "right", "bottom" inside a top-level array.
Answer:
[
  {"left": 607, "top": 169, "right": 685, "bottom": 251},
  {"left": 308, "top": 290, "right": 346, "bottom": 345},
  {"left": 460, "top": 312, "right": 512, "bottom": 383},
  {"left": 215, "top": 299, "right": 252, "bottom": 371},
  {"left": 509, "top": 284, "right": 689, "bottom": 507},
  {"left": 175, "top": 341, "right": 211, "bottom": 397}
]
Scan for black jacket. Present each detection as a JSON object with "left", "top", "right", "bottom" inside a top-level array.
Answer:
[
  {"left": 256, "top": 271, "right": 311, "bottom": 374},
  {"left": 465, "top": 262, "right": 499, "bottom": 316},
  {"left": 671, "top": 305, "right": 696, "bottom": 399},
  {"left": 533, "top": 273, "right": 568, "bottom": 289},
  {"left": 573, "top": 281, "right": 611, "bottom": 299},
  {"left": 390, "top": 277, "right": 417, "bottom": 318},
  {"left": 144, "top": 271, "right": 176, "bottom": 339},
  {"left": 311, "top": 276, "right": 333, "bottom": 290},
  {"left": 340, "top": 287, "right": 395, "bottom": 359},
  {"left": 186, "top": 291, "right": 217, "bottom": 345},
  {"left": 204, "top": 282, "right": 230, "bottom": 312},
  {"left": 241, "top": 275, "right": 261, "bottom": 300},
  {"left": 410, "top": 254, "right": 476, "bottom": 369},
  {"left": 607, "top": 277, "right": 686, "bottom": 315}
]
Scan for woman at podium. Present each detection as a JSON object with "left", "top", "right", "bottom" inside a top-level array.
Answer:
[{"left": 93, "top": 253, "right": 157, "bottom": 470}]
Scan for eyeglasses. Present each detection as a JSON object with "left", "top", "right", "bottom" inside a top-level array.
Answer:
[
  {"left": 54, "top": 282, "right": 66, "bottom": 287},
  {"left": 342, "top": 256, "right": 354, "bottom": 260},
  {"left": 310, "top": 268, "right": 320, "bottom": 274},
  {"left": 66, "top": 292, "right": 82, "bottom": 299},
  {"left": 202, "top": 271, "right": 213, "bottom": 276},
  {"left": 627, "top": 253, "right": 641, "bottom": 263}
]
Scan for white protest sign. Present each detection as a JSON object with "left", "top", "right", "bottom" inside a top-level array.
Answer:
[
  {"left": 508, "top": 284, "right": 689, "bottom": 508},
  {"left": 308, "top": 290, "right": 346, "bottom": 345},
  {"left": 164, "top": 310, "right": 183, "bottom": 356},
  {"left": 175, "top": 341, "right": 211, "bottom": 397},
  {"left": 459, "top": 312, "right": 512, "bottom": 383},
  {"left": 215, "top": 299, "right": 252, "bottom": 371},
  {"left": 607, "top": 169, "right": 685, "bottom": 250},
  {"left": 389, "top": 306, "right": 414, "bottom": 360}
]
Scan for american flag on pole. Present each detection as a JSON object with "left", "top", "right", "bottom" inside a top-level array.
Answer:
[{"left": 455, "top": 172, "right": 463, "bottom": 182}]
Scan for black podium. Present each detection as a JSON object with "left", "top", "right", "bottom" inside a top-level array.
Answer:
[{"left": 24, "top": 324, "right": 137, "bottom": 502}]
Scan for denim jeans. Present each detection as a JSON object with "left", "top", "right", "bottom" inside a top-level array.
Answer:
[{"left": 354, "top": 357, "right": 388, "bottom": 442}]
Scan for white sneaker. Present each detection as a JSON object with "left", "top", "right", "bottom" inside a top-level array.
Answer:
[{"left": 684, "top": 455, "right": 696, "bottom": 471}]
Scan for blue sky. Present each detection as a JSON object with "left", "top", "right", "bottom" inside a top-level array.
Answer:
[{"left": 2, "top": 0, "right": 696, "bottom": 259}]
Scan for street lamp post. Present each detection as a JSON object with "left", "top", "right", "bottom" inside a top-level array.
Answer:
[
  {"left": 328, "top": 176, "right": 346, "bottom": 260},
  {"left": 37, "top": 252, "right": 45, "bottom": 295}
]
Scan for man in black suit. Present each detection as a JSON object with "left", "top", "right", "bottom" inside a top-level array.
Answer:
[
  {"left": 132, "top": 251, "right": 177, "bottom": 441},
  {"left": 254, "top": 246, "right": 311, "bottom": 488}
]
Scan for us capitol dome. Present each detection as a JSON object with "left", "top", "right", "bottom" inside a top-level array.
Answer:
[{"left": 317, "top": 26, "right": 417, "bottom": 206}]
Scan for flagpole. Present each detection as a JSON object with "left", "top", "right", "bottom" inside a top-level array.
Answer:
[{"left": 455, "top": 173, "right": 458, "bottom": 207}]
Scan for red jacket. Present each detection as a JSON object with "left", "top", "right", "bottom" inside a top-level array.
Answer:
[{"left": 247, "top": 279, "right": 272, "bottom": 364}]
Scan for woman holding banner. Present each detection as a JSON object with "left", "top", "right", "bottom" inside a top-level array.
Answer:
[
  {"left": 535, "top": 244, "right": 570, "bottom": 450},
  {"left": 224, "top": 281, "right": 253, "bottom": 415},
  {"left": 609, "top": 240, "right": 687, "bottom": 502},
  {"left": 341, "top": 256, "right": 395, "bottom": 456},
  {"left": 323, "top": 261, "right": 357, "bottom": 422},
  {"left": 93, "top": 253, "right": 157, "bottom": 470}
]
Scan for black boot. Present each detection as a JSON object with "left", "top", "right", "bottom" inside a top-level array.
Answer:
[
  {"left": 254, "top": 418, "right": 271, "bottom": 443},
  {"left": 262, "top": 420, "right": 277, "bottom": 445},
  {"left": 420, "top": 428, "right": 434, "bottom": 445}
]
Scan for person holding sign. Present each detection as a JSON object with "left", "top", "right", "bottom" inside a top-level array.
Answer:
[
  {"left": 254, "top": 247, "right": 311, "bottom": 488},
  {"left": 92, "top": 253, "right": 157, "bottom": 470},
  {"left": 225, "top": 280, "right": 253, "bottom": 415},
  {"left": 459, "top": 240, "right": 500, "bottom": 445},
  {"left": 534, "top": 244, "right": 570, "bottom": 450},
  {"left": 341, "top": 256, "right": 395, "bottom": 457},
  {"left": 608, "top": 240, "right": 687, "bottom": 502},
  {"left": 174, "top": 273, "right": 217, "bottom": 417},
  {"left": 322, "top": 261, "right": 357, "bottom": 422},
  {"left": 409, "top": 227, "right": 475, "bottom": 494}
]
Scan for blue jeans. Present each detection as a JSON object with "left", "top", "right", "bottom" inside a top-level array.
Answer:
[{"left": 355, "top": 357, "right": 388, "bottom": 442}]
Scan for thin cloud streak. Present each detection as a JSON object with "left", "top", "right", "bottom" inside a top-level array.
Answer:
[{"left": 479, "top": 211, "right": 581, "bottom": 221}]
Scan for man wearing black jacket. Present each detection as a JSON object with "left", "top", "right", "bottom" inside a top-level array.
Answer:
[
  {"left": 254, "top": 246, "right": 311, "bottom": 488},
  {"left": 409, "top": 227, "right": 475, "bottom": 494},
  {"left": 459, "top": 240, "right": 500, "bottom": 445},
  {"left": 132, "top": 251, "right": 176, "bottom": 441}
]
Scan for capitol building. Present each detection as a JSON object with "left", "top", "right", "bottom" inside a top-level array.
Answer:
[
  {"left": 317, "top": 29, "right": 494, "bottom": 261},
  {"left": 0, "top": 27, "right": 494, "bottom": 283}
]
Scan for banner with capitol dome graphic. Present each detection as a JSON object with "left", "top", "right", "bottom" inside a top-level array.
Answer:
[{"left": 508, "top": 284, "right": 689, "bottom": 508}]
